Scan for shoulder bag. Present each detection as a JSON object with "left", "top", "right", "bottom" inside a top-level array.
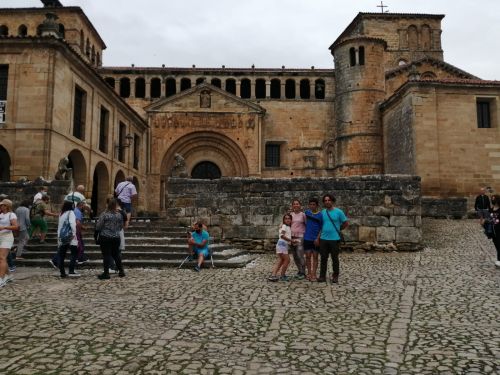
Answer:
[{"left": 325, "top": 209, "right": 345, "bottom": 244}]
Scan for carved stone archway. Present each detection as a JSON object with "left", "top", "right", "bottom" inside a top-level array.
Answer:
[
  {"left": 67, "top": 149, "right": 87, "bottom": 186},
  {"left": 91, "top": 161, "right": 109, "bottom": 215}
]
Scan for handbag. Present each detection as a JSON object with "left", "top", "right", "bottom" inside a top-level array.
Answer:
[{"left": 326, "top": 210, "right": 345, "bottom": 244}]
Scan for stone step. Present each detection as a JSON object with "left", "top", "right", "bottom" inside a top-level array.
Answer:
[
  {"left": 30, "top": 236, "right": 215, "bottom": 245},
  {"left": 25, "top": 243, "right": 233, "bottom": 252}
]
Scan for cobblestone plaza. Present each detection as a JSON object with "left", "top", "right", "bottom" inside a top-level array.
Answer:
[{"left": 1, "top": 219, "right": 499, "bottom": 374}]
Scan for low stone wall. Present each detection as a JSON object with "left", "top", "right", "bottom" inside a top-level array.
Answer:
[
  {"left": 0, "top": 178, "right": 71, "bottom": 210},
  {"left": 421, "top": 197, "right": 468, "bottom": 219},
  {"left": 166, "top": 175, "right": 422, "bottom": 251}
]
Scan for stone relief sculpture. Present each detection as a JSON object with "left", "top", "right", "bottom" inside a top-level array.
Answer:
[
  {"left": 171, "top": 153, "right": 188, "bottom": 178},
  {"left": 54, "top": 157, "right": 73, "bottom": 180},
  {"left": 200, "top": 90, "right": 211, "bottom": 108}
]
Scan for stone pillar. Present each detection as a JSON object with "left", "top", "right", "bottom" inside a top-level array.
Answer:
[
  {"left": 310, "top": 81, "right": 315, "bottom": 99},
  {"left": 176, "top": 80, "right": 181, "bottom": 94},
  {"left": 130, "top": 78, "right": 136, "bottom": 99},
  {"left": 145, "top": 79, "right": 151, "bottom": 99},
  {"left": 280, "top": 82, "right": 286, "bottom": 99},
  {"left": 250, "top": 79, "right": 256, "bottom": 99},
  {"left": 295, "top": 81, "right": 300, "bottom": 99},
  {"left": 221, "top": 80, "right": 226, "bottom": 91},
  {"left": 160, "top": 79, "right": 166, "bottom": 97},
  {"left": 236, "top": 81, "right": 241, "bottom": 98},
  {"left": 114, "top": 78, "right": 120, "bottom": 95},
  {"left": 265, "top": 81, "right": 271, "bottom": 99}
]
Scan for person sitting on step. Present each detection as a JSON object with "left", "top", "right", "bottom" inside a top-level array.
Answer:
[{"left": 187, "top": 221, "right": 210, "bottom": 272}]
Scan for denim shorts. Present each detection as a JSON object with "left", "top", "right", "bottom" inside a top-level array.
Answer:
[{"left": 121, "top": 202, "right": 132, "bottom": 213}]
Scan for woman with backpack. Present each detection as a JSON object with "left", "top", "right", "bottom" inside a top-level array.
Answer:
[
  {"left": 487, "top": 194, "right": 500, "bottom": 267},
  {"left": 57, "top": 201, "right": 79, "bottom": 278}
]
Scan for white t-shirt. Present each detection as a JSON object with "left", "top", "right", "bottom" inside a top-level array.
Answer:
[
  {"left": 0, "top": 212, "right": 17, "bottom": 234},
  {"left": 278, "top": 224, "right": 291, "bottom": 241},
  {"left": 57, "top": 210, "right": 78, "bottom": 246}
]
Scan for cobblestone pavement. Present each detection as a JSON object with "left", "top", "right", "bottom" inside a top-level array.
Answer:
[{"left": 1, "top": 219, "right": 499, "bottom": 374}]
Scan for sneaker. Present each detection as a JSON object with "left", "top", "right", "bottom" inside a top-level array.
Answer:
[
  {"left": 4, "top": 275, "right": 13, "bottom": 284},
  {"left": 68, "top": 272, "right": 81, "bottom": 278},
  {"left": 294, "top": 273, "right": 306, "bottom": 280},
  {"left": 9, "top": 266, "right": 16, "bottom": 273},
  {"left": 194, "top": 265, "right": 201, "bottom": 272},
  {"left": 267, "top": 275, "right": 279, "bottom": 282},
  {"left": 317, "top": 277, "right": 326, "bottom": 283},
  {"left": 108, "top": 269, "right": 117, "bottom": 274},
  {"left": 279, "top": 275, "right": 290, "bottom": 282},
  {"left": 118, "top": 271, "right": 126, "bottom": 277},
  {"left": 60, "top": 274, "right": 67, "bottom": 278},
  {"left": 0, "top": 278, "right": 5, "bottom": 288},
  {"left": 331, "top": 275, "right": 339, "bottom": 284},
  {"left": 495, "top": 260, "right": 500, "bottom": 267},
  {"left": 98, "top": 273, "right": 110, "bottom": 280},
  {"left": 49, "top": 260, "right": 58, "bottom": 269}
]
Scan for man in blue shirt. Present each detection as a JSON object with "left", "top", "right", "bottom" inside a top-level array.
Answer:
[
  {"left": 318, "top": 194, "right": 348, "bottom": 283},
  {"left": 188, "top": 222, "right": 210, "bottom": 272}
]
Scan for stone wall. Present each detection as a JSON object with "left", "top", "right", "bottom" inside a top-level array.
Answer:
[
  {"left": 421, "top": 197, "right": 468, "bottom": 219},
  {"left": 166, "top": 175, "right": 422, "bottom": 251},
  {"left": 0, "top": 179, "right": 71, "bottom": 210}
]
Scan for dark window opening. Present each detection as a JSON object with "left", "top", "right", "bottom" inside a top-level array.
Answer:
[
  {"left": 166, "top": 78, "right": 176, "bottom": 97},
  {"left": 196, "top": 78, "right": 204, "bottom": 85},
  {"left": 255, "top": 79, "right": 266, "bottom": 99},
  {"left": 91, "top": 45, "right": 95, "bottom": 64},
  {"left": 0, "top": 25, "right": 9, "bottom": 36},
  {"left": 133, "top": 134, "right": 140, "bottom": 170},
  {"left": 105, "top": 77, "right": 115, "bottom": 88},
  {"left": 118, "top": 122, "right": 126, "bottom": 163},
  {"left": 0, "top": 65, "right": 9, "bottom": 100},
  {"left": 349, "top": 47, "right": 356, "bottom": 66},
  {"left": 211, "top": 78, "right": 221, "bottom": 88},
  {"left": 151, "top": 78, "right": 161, "bottom": 98},
  {"left": 240, "top": 79, "right": 251, "bottom": 99},
  {"left": 18, "top": 25, "right": 27, "bottom": 37},
  {"left": 80, "top": 30, "right": 84, "bottom": 51},
  {"left": 270, "top": 79, "right": 281, "bottom": 99},
  {"left": 58, "top": 23, "right": 65, "bottom": 39},
  {"left": 135, "top": 77, "right": 145, "bottom": 98},
  {"left": 98, "top": 106, "right": 109, "bottom": 153},
  {"left": 96, "top": 52, "right": 100, "bottom": 67},
  {"left": 85, "top": 38, "right": 90, "bottom": 56},
  {"left": 119, "top": 77, "right": 130, "bottom": 98},
  {"left": 225, "top": 79, "right": 236, "bottom": 95},
  {"left": 285, "top": 79, "right": 295, "bottom": 99},
  {"left": 315, "top": 79, "right": 325, "bottom": 100},
  {"left": 36, "top": 24, "right": 43, "bottom": 36},
  {"left": 72, "top": 85, "right": 86, "bottom": 141},
  {"left": 180, "top": 78, "right": 191, "bottom": 91},
  {"left": 300, "top": 79, "right": 310, "bottom": 99},
  {"left": 265, "top": 144, "right": 281, "bottom": 167},
  {"left": 477, "top": 101, "right": 491, "bottom": 129},
  {"left": 359, "top": 46, "right": 365, "bottom": 65},
  {"left": 191, "top": 161, "right": 221, "bottom": 179}
]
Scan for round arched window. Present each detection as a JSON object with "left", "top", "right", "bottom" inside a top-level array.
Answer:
[{"left": 191, "top": 161, "right": 221, "bottom": 179}]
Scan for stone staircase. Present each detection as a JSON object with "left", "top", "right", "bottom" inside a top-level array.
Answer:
[{"left": 15, "top": 219, "right": 257, "bottom": 269}]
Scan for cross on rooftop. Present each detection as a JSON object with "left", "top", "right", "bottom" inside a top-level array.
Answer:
[{"left": 377, "top": 1, "right": 388, "bottom": 13}]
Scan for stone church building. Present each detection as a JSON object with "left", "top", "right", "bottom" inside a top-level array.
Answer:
[{"left": 0, "top": 0, "right": 499, "bottom": 214}]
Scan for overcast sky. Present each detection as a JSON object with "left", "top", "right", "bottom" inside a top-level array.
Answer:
[{"left": 2, "top": 0, "right": 499, "bottom": 79}]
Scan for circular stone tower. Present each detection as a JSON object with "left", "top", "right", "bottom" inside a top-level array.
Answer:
[{"left": 331, "top": 37, "right": 387, "bottom": 176}]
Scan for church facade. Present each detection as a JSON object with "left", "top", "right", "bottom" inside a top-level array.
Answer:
[{"left": 0, "top": 1, "right": 499, "bottom": 213}]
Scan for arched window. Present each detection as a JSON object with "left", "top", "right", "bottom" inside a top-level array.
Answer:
[
  {"left": 85, "top": 38, "right": 90, "bottom": 56},
  {"left": 165, "top": 78, "right": 176, "bottom": 97},
  {"left": 349, "top": 47, "right": 356, "bottom": 66},
  {"left": 196, "top": 77, "right": 204, "bottom": 85},
  {"left": 91, "top": 45, "right": 95, "bottom": 64},
  {"left": 135, "top": 77, "right": 145, "bottom": 98},
  {"left": 300, "top": 79, "right": 310, "bottom": 99},
  {"left": 421, "top": 25, "right": 431, "bottom": 50},
  {"left": 408, "top": 25, "right": 418, "bottom": 50},
  {"left": 359, "top": 46, "right": 365, "bottom": 65},
  {"left": 150, "top": 78, "right": 161, "bottom": 98},
  {"left": 225, "top": 79, "right": 236, "bottom": 95},
  {"left": 58, "top": 23, "right": 65, "bottom": 39},
  {"left": 180, "top": 78, "right": 191, "bottom": 91},
  {"left": 119, "top": 77, "right": 130, "bottom": 98},
  {"left": 0, "top": 25, "right": 9, "bottom": 36},
  {"left": 211, "top": 78, "right": 221, "bottom": 88},
  {"left": 105, "top": 77, "right": 115, "bottom": 88},
  {"left": 240, "top": 78, "right": 251, "bottom": 99},
  {"left": 191, "top": 161, "right": 222, "bottom": 179},
  {"left": 18, "top": 24, "right": 27, "bottom": 37},
  {"left": 285, "top": 79, "right": 295, "bottom": 99},
  {"left": 270, "top": 79, "right": 281, "bottom": 99},
  {"left": 255, "top": 79, "right": 266, "bottom": 99},
  {"left": 315, "top": 79, "right": 325, "bottom": 100},
  {"left": 80, "top": 30, "right": 84, "bottom": 52}
]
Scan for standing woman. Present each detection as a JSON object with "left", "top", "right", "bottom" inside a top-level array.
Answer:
[
  {"left": 0, "top": 199, "right": 19, "bottom": 287},
  {"left": 57, "top": 201, "right": 79, "bottom": 278},
  {"left": 488, "top": 194, "right": 500, "bottom": 267},
  {"left": 96, "top": 198, "right": 125, "bottom": 280}
]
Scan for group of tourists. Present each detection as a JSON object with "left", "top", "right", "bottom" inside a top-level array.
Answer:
[
  {"left": 475, "top": 187, "right": 500, "bottom": 267},
  {"left": 269, "top": 194, "right": 348, "bottom": 283},
  {"left": 0, "top": 177, "right": 138, "bottom": 288}
]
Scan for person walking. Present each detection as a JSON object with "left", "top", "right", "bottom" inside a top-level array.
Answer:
[
  {"left": 29, "top": 195, "right": 58, "bottom": 243},
  {"left": 318, "top": 194, "right": 348, "bottom": 284},
  {"left": 95, "top": 198, "right": 125, "bottom": 280},
  {"left": 115, "top": 177, "right": 137, "bottom": 225},
  {"left": 14, "top": 199, "right": 31, "bottom": 259},
  {"left": 475, "top": 188, "right": 491, "bottom": 221},
  {"left": 487, "top": 194, "right": 500, "bottom": 267},
  {"left": 0, "top": 199, "right": 19, "bottom": 288},
  {"left": 290, "top": 199, "right": 306, "bottom": 279},
  {"left": 304, "top": 197, "right": 323, "bottom": 281},
  {"left": 57, "top": 201, "right": 80, "bottom": 278}
]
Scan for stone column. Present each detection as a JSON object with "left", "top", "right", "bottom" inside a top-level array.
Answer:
[
  {"left": 114, "top": 78, "right": 120, "bottom": 95},
  {"left": 160, "top": 79, "right": 166, "bottom": 97},
  {"left": 145, "top": 79, "right": 151, "bottom": 99},
  {"left": 295, "top": 81, "right": 300, "bottom": 99},
  {"left": 250, "top": 79, "right": 256, "bottom": 99},
  {"left": 280, "top": 82, "right": 286, "bottom": 99},
  {"left": 176, "top": 80, "right": 181, "bottom": 94},
  {"left": 265, "top": 81, "right": 271, "bottom": 99},
  {"left": 236, "top": 81, "right": 241, "bottom": 98},
  {"left": 130, "top": 78, "right": 136, "bottom": 99},
  {"left": 310, "top": 81, "right": 315, "bottom": 99}
]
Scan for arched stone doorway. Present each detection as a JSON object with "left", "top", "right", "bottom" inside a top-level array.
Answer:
[
  {"left": 91, "top": 162, "right": 109, "bottom": 215},
  {"left": 67, "top": 149, "right": 87, "bottom": 187},
  {"left": 191, "top": 161, "right": 221, "bottom": 179},
  {"left": 114, "top": 170, "right": 125, "bottom": 189},
  {"left": 0, "top": 145, "right": 11, "bottom": 181}
]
